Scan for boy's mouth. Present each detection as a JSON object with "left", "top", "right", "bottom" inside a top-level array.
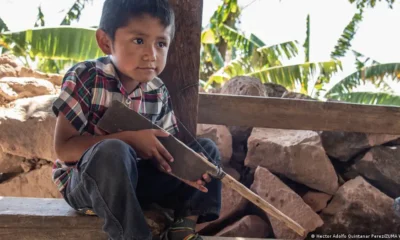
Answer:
[{"left": 137, "top": 67, "right": 156, "bottom": 70}]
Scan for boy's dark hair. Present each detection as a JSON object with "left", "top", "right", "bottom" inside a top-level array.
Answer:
[{"left": 99, "top": 0, "right": 175, "bottom": 41}]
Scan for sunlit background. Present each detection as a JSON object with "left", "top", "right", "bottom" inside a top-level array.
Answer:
[{"left": 1, "top": 0, "right": 399, "bottom": 101}]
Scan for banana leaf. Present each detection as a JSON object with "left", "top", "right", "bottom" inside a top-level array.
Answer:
[
  {"left": 61, "top": 0, "right": 92, "bottom": 25},
  {"left": 331, "top": 9, "right": 363, "bottom": 59},
  {"left": 1, "top": 26, "right": 104, "bottom": 62},
  {"left": 329, "top": 91, "right": 400, "bottom": 106},
  {"left": 325, "top": 63, "right": 400, "bottom": 98},
  {"left": 248, "top": 60, "right": 342, "bottom": 92}
]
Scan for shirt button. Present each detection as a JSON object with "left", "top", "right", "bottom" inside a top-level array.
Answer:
[{"left": 125, "top": 99, "right": 131, "bottom": 105}]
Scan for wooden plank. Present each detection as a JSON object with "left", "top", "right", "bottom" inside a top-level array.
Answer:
[
  {"left": 198, "top": 93, "right": 400, "bottom": 134},
  {"left": 160, "top": 0, "right": 203, "bottom": 144},
  {"left": 0, "top": 197, "right": 268, "bottom": 240},
  {"left": 0, "top": 197, "right": 103, "bottom": 228}
]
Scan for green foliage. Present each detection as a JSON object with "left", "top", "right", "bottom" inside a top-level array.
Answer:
[
  {"left": 303, "top": 14, "right": 310, "bottom": 62},
  {"left": 34, "top": 6, "right": 45, "bottom": 27},
  {"left": 0, "top": 17, "right": 9, "bottom": 33},
  {"left": 331, "top": 9, "right": 364, "bottom": 59},
  {"left": 348, "top": 0, "right": 396, "bottom": 9},
  {"left": 325, "top": 63, "right": 400, "bottom": 98},
  {"left": 61, "top": 0, "right": 92, "bottom": 25},
  {"left": 1, "top": 27, "right": 103, "bottom": 71},
  {"left": 329, "top": 91, "right": 400, "bottom": 106},
  {"left": 249, "top": 60, "right": 342, "bottom": 94}
]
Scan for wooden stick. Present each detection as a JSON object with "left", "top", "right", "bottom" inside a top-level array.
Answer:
[{"left": 220, "top": 173, "right": 306, "bottom": 237}]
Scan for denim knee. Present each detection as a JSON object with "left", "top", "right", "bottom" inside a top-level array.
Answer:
[
  {"left": 84, "top": 139, "right": 138, "bottom": 180},
  {"left": 196, "top": 138, "right": 221, "bottom": 166}
]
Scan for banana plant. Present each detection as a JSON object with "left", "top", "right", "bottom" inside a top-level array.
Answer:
[
  {"left": 0, "top": 0, "right": 95, "bottom": 72},
  {"left": 0, "top": 26, "right": 103, "bottom": 68},
  {"left": 202, "top": 13, "right": 342, "bottom": 96},
  {"left": 325, "top": 62, "right": 400, "bottom": 106}
]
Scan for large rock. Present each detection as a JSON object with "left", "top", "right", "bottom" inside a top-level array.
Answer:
[
  {"left": 352, "top": 146, "right": 400, "bottom": 198},
  {"left": 320, "top": 131, "right": 400, "bottom": 162},
  {"left": 282, "top": 91, "right": 314, "bottom": 100},
  {"left": 302, "top": 191, "right": 332, "bottom": 212},
  {"left": 196, "top": 168, "right": 247, "bottom": 234},
  {"left": 0, "top": 54, "right": 18, "bottom": 79},
  {"left": 263, "top": 83, "right": 287, "bottom": 97},
  {"left": 0, "top": 77, "right": 57, "bottom": 101},
  {"left": 18, "top": 66, "right": 63, "bottom": 86},
  {"left": 221, "top": 76, "right": 266, "bottom": 97},
  {"left": 0, "top": 165, "right": 60, "bottom": 198},
  {"left": 245, "top": 128, "right": 339, "bottom": 194},
  {"left": 221, "top": 76, "right": 266, "bottom": 144},
  {"left": 318, "top": 176, "right": 400, "bottom": 234},
  {"left": 215, "top": 215, "right": 270, "bottom": 238},
  {"left": 0, "top": 148, "right": 24, "bottom": 174},
  {"left": 0, "top": 54, "right": 18, "bottom": 68},
  {"left": 196, "top": 124, "right": 232, "bottom": 165},
  {"left": 0, "top": 95, "right": 57, "bottom": 161},
  {"left": 251, "top": 166, "right": 323, "bottom": 239},
  {"left": 0, "top": 63, "right": 17, "bottom": 79}
]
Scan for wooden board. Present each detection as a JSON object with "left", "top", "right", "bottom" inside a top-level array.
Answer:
[
  {"left": 0, "top": 197, "right": 107, "bottom": 240},
  {"left": 0, "top": 197, "right": 267, "bottom": 240},
  {"left": 198, "top": 93, "right": 400, "bottom": 134},
  {"left": 159, "top": 0, "right": 203, "bottom": 144}
]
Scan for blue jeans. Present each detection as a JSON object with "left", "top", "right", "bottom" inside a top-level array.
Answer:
[{"left": 63, "top": 138, "right": 222, "bottom": 240}]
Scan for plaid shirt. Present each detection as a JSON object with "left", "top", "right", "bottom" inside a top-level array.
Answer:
[{"left": 52, "top": 56, "right": 179, "bottom": 194}]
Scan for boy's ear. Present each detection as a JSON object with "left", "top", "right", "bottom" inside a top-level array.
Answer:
[{"left": 96, "top": 29, "right": 113, "bottom": 55}]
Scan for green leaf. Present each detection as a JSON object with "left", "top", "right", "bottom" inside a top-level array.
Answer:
[
  {"left": 1, "top": 26, "right": 104, "bottom": 62},
  {"left": 203, "top": 43, "right": 224, "bottom": 70},
  {"left": 37, "top": 58, "right": 77, "bottom": 73},
  {"left": 0, "top": 17, "right": 9, "bottom": 33},
  {"left": 61, "top": 0, "right": 92, "bottom": 25},
  {"left": 34, "top": 6, "right": 45, "bottom": 27},
  {"left": 303, "top": 14, "right": 310, "bottom": 62},
  {"left": 325, "top": 63, "right": 400, "bottom": 98},
  {"left": 257, "top": 41, "right": 299, "bottom": 66},
  {"left": 331, "top": 9, "right": 363, "bottom": 59},
  {"left": 329, "top": 91, "right": 400, "bottom": 106},
  {"left": 250, "top": 34, "right": 266, "bottom": 47},
  {"left": 348, "top": 0, "right": 395, "bottom": 9},
  {"left": 248, "top": 60, "right": 342, "bottom": 92},
  {"left": 352, "top": 50, "right": 380, "bottom": 70},
  {"left": 201, "top": 28, "right": 217, "bottom": 44},
  {"left": 219, "top": 24, "right": 262, "bottom": 57}
]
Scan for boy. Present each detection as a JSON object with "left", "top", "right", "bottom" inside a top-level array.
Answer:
[{"left": 51, "top": 0, "right": 222, "bottom": 239}]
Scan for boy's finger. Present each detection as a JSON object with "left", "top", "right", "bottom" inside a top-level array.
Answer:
[
  {"left": 157, "top": 142, "right": 174, "bottom": 162},
  {"left": 153, "top": 129, "right": 170, "bottom": 137},
  {"left": 197, "top": 179, "right": 205, "bottom": 186},
  {"left": 203, "top": 173, "right": 212, "bottom": 183},
  {"left": 198, "top": 185, "right": 208, "bottom": 193},
  {"left": 153, "top": 151, "right": 171, "bottom": 173}
]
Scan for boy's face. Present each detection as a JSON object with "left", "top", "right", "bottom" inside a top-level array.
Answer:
[{"left": 97, "top": 14, "right": 172, "bottom": 83}]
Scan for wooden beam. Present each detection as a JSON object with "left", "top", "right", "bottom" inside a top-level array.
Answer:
[
  {"left": 198, "top": 93, "right": 400, "bottom": 134},
  {"left": 160, "top": 0, "right": 203, "bottom": 144},
  {"left": 0, "top": 197, "right": 269, "bottom": 240}
]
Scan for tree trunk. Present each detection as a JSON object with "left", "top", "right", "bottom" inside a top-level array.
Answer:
[{"left": 159, "top": 0, "right": 203, "bottom": 144}]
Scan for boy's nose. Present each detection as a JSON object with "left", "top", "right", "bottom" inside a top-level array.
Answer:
[{"left": 143, "top": 46, "right": 156, "bottom": 61}]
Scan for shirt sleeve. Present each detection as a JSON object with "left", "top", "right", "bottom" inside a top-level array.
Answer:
[
  {"left": 52, "top": 63, "right": 93, "bottom": 135},
  {"left": 156, "top": 85, "right": 179, "bottom": 135}
]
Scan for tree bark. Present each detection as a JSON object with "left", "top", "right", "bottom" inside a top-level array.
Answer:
[{"left": 160, "top": 0, "right": 203, "bottom": 144}]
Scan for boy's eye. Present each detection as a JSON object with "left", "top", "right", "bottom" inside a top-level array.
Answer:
[
  {"left": 158, "top": 42, "right": 167, "bottom": 48},
  {"left": 133, "top": 38, "right": 144, "bottom": 44}
]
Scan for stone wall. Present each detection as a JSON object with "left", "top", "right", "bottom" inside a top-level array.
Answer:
[{"left": 1, "top": 55, "right": 400, "bottom": 238}]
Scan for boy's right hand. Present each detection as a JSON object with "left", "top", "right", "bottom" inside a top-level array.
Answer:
[{"left": 123, "top": 129, "right": 174, "bottom": 172}]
